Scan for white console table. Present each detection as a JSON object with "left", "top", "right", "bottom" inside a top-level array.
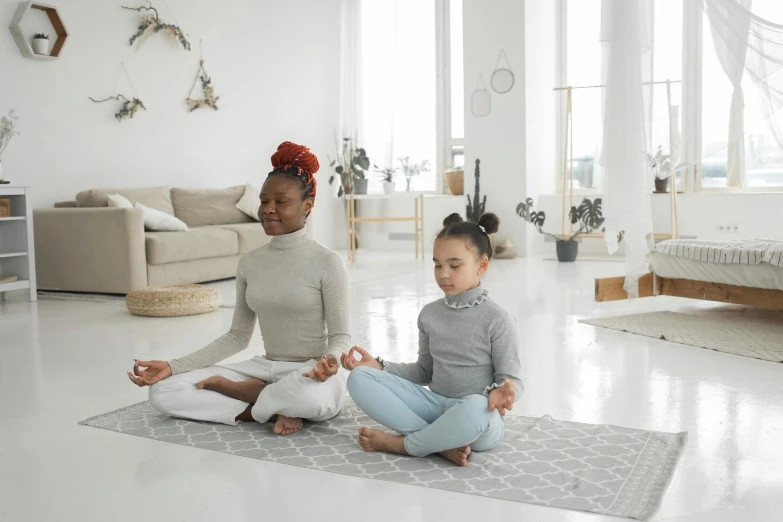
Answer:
[
  {"left": 345, "top": 193, "right": 425, "bottom": 264},
  {"left": 0, "top": 186, "right": 37, "bottom": 301}
]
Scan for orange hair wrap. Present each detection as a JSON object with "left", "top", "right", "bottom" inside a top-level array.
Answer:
[{"left": 269, "top": 141, "right": 319, "bottom": 199}]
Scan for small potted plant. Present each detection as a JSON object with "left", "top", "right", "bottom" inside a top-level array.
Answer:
[
  {"left": 374, "top": 165, "right": 398, "bottom": 194},
  {"left": 648, "top": 145, "right": 671, "bottom": 193},
  {"left": 328, "top": 136, "right": 371, "bottom": 196},
  {"left": 398, "top": 156, "right": 431, "bottom": 192},
  {"left": 0, "top": 110, "right": 20, "bottom": 183},
  {"left": 516, "top": 197, "right": 618, "bottom": 262},
  {"left": 33, "top": 33, "right": 50, "bottom": 55}
]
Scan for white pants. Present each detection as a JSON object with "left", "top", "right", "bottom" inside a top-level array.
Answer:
[{"left": 148, "top": 357, "right": 347, "bottom": 426}]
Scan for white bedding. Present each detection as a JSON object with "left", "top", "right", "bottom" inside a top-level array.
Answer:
[
  {"left": 651, "top": 251, "right": 783, "bottom": 291},
  {"left": 654, "top": 239, "right": 783, "bottom": 267}
]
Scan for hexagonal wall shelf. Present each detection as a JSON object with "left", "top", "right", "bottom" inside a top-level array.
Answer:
[{"left": 9, "top": 1, "right": 68, "bottom": 60}]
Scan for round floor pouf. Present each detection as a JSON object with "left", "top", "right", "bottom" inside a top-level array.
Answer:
[{"left": 126, "top": 284, "right": 222, "bottom": 317}]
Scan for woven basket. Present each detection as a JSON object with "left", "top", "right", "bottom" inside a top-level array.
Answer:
[
  {"left": 445, "top": 169, "right": 464, "bottom": 195},
  {"left": 126, "top": 284, "right": 222, "bottom": 317}
]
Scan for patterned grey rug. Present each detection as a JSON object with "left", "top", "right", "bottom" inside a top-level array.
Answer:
[
  {"left": 80, "top": 399, "right": 685, "bottom": 520},
  {"left": 580, "top": 311, "right": 783, "bottom": 362}
]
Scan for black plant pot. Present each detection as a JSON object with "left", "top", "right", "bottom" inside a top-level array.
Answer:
[
  {"left": 654, "top": 177, "right": 669, "bottom": 193},
  {"left": 354, "top": 178, "right": 368, "bottom": 195},
  {"left": 556, "top": 240, "right": 579, "bottom": 262}
]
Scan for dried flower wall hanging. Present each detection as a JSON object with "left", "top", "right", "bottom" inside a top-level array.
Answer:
[
  {"left": 90, "top": 63, "right": 146, "bottom": 122},
  {"left": 186, "top": 59, "right": 219, "bottom": 112},
  {"left": 90, "top": 95, "right": 146, "bottom": 122},
  {"left": 122, "top": 1, "right": 190, "bottom": 51}
]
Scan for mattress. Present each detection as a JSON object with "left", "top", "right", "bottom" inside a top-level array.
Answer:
[{"left": 651, "top": 243, "right": 783, "bottom": 291}]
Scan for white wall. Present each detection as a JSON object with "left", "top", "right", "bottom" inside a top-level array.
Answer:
[
  {"left": 463, "top": 0, "right": 527, "bottom": 255},
  {"left": 0, "top": 0, "right": 343, "bottom": 248}
]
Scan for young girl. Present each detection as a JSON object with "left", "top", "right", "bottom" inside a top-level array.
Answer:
[{"left": 341, "top": 212, "right": 523, "bottom": 466}]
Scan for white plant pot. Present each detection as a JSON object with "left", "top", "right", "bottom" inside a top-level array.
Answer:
[
  {"left": 0, "top": 160, "right": 4, "bottom": 182},
  {"left": 33, "top": 38, "right": 50, "bottom": 55},
  {"left": 382, "top": 182, "right": 395, "bottom": 194}
]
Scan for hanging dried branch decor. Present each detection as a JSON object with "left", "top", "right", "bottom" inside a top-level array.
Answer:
[
  {"left": 186, "top": 60, "right": 219, "bottom": 112},
  {"left": 122, "top": 1, "right": 191, "bottom": 50},
  {"left": 89, "top": 95, "right": 146, "bottom": 122}
]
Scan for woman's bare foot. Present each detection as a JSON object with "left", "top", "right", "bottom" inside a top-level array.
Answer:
[
  {"left": 357, "top": 427, "right": 408, "bottom": 455},
  {"left": 440, "top": 445, "right": 471, "bottom": 466},
  {"left": 196, "top": 376, "right": 266, "bottom": 404},
  {"left": 273, "top": 415, "right": 303, "bottom": 436}
]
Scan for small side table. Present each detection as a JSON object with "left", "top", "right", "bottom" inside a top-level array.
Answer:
[
  {"left": 0, "top": 186, "right": 37, "bottom": 301},
  {"left": 345, "top": 193, "right": 425, "bottom": 264}
]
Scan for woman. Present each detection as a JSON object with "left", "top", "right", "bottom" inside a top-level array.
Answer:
[{"left": 128, "top": 141, "right": 349, "bottom": 436}]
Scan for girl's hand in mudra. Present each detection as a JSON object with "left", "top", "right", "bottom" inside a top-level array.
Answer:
[
  {"left": 128, "top": 360, "right": 172, "bottom": 387},
  {"left": 487, "top": 378, "right": 515, "bottom": 416},
  {"left": 302, "top": 355, "right": 339, "bottom": 382},
  {"left": 340, "top": 345, "right": 383, "bottom": 372}
]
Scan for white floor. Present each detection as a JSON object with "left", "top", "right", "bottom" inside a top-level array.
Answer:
[{"left": 2, "top": 254, "right": 782, "bottom": 522}]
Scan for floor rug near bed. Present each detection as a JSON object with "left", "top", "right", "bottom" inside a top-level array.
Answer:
[
  {"left": 80, "top": 399, "right": 684, "bottom": 520},
  {"left": 581, "top": 310, "right": 783, "bottom": 362}
]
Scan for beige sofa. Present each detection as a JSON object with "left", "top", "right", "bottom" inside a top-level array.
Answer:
[{"left": 34, "top": 186, "right": 269, "bottom": 294}]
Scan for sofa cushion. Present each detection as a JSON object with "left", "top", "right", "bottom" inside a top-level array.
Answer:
[
  {"left": 76, "top": 187, "right": 175, "bottom": 215},
  {"left": 209, "top": 223, "right": 271, "bottom": 254},
  {"left": 145, "top": 227, "right": 239, "bottom": 265},
  {"left": 171, "top": 186, "right": 254, "bottom": 227}
]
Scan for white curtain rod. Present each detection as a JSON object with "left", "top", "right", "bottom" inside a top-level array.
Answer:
[{"left": 553, "top": 80, "right": 682, "bottom": 91}]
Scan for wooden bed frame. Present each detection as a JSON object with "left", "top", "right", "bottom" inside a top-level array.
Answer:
[{"left": 595, "top": 274, "right": 783, "bottom": 310}]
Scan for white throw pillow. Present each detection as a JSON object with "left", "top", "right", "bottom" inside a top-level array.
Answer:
[
  {"left": 235, "top": 183, "right": 261, "bottom": 221},
  {"left": 107, "top": 193, "right": 134, "bottom": 208},
  {"left": 135, "top": 202, "right": 188, "bottom": 232}
]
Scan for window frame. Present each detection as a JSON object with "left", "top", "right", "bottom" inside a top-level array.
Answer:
[
  {"left": 557, "top": 0, "right": 783, "bottom": 194},
  {"left": 436, "top": 0, "right": 464, "bottom": 195}
]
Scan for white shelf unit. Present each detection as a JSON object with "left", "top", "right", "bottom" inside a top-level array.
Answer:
[{"left": 0, "top": 186, "right": 37, "bottom": 301}]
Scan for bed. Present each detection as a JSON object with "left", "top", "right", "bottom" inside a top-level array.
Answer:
[{"left": 595, "top": 239, "right": 783, "bottom": 309}]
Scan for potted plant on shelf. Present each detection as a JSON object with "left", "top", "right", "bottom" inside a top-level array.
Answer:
[
  {"left": 648, "top": 145, "right": 671, "bottom": 193},
  {"left": 328, "top": 136, "right": 371, "bottom": 196},
  {"left": 33, "top": 33, "right": 50, "bottom": 55},
  {"left": 516, "top": 196, "right": 618, "bottom": 262},
  {"left": 445, "top": 166, "right": 464, "bottom": 195},
  {"left": 398, "top": 156, "right": 431, "bottom": 192},
  {"left": 0, "top": 110, "right": 20, "bottom": 183},
  {"left": 374, "top": 165, "right": 398, "bottom": 194}
]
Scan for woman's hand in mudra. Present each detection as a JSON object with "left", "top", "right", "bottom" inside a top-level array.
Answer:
[
  {"left": 127, "top": 360, "right": 172, "bottom": 387},
  {"left": 302, "top": 355, "right": 339, "bottom": 382},
  {"left": 340, "top": 346, "right": 383, "bottom": 372}
]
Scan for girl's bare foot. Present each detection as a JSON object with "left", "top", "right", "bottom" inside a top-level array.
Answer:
[
  {"left": 440, "top": 445, "right": 471, "bottom": 466},
  {"left": 273, "top": 415, "right": 303, "bottom": 436},
  {"left": 357, "top": 427, "right": 408, "bottom": 455},
  {"left": 196, "top": 376, "right": 266, "bottom": 404}
]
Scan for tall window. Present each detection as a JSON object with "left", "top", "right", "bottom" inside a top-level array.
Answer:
[
  {"left": 701, "top": 0, "right": 783, "bottom": 188},
  {"left": 565, "top": 0, "right": 602, "bottom": 191},
  {"left": 564, "top": 0, "right": 683, "bottom": 192},
  {"left": 358, "top": 0, "right": 461, "bottom": 194},
  {"left": 447, "top": 0, "right": 465, "bottom": 171}
]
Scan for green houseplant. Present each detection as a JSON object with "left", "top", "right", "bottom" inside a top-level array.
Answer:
[
  {"left": 648, "top": 145, "right": 671, "bottom": 193},
  {"left": 328, "top": 136, "right": 371, "bottom": 196},
  {"left": 0, "top": 110, "right": 20, "bottom": 183},
  {"left": 32, "top": 33, "right": 49, "bottom": 55},
  {"left": 516, "top": 197, "right": 612, "bottom": 262},
  {"left": 398, "top": 156, "right": 431, "bottom": 192},
  {"left": 374, "top": 165, "right": 398, "bottom": 194}
]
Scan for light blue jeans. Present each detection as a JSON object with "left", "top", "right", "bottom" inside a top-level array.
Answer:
[{"left": 347, "top": 367, "right": 505, "bottom": 457}]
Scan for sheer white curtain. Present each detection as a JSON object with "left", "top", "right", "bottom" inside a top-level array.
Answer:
[
  {"left": 340, "top": 0, "right": 363, "bottom": 139},
  {"left": 703, "top": 0, "right": 752, "bottom": 188},
  {"left": 357, "top": 0, "right": 437, "bottom": 193},
  {"left": 600, "top": 0, "right": 654, "bottom": 297}
]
